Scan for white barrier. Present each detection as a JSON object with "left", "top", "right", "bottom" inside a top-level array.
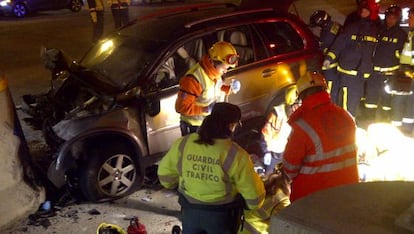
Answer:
[{"left": 0, "top": 75, "right": 45, "bottom": 230}]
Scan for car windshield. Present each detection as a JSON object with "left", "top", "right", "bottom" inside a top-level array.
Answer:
[
  {"left": 79, "top": 21, "right": 173, "bottom": 90},
  {"left": 77, "top": 5, "right": 238, "bottom": 91}
]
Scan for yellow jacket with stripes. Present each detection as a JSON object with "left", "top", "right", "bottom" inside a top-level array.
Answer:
[{"left": 158, "top": 133, "right": 265, "bottom": 210}]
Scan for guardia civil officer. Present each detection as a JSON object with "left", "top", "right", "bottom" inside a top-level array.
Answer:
[{"left": 158, "top": 102, "right": 265, "bottom": 234}]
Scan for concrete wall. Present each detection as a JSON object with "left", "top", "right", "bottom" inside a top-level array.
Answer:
[{"left": 0, "top": 74, "right": 45, "bottom": 231}]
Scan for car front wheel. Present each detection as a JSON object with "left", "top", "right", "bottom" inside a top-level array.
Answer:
[
  {"left": 13, "top": 3, "right": 27, "bottom": 18},
  {"left": 69, "top": 0, "right": 83, "bottom": 12},
  {"left": 80, "top": 143, "right": 141, "bottom": 202}
]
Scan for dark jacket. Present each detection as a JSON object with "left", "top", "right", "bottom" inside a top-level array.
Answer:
[
  {"left": 326, "top": 18, "right": 379, "bottom": 75},
  {"left": 320, "top": 20, "right": 342, "bottom": 54},
  {"left": 372, "top": 24, "right": 407, "bottom": 69}
]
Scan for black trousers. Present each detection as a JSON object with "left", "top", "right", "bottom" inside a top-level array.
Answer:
[
  {"left": 111, "top": 7, "right": 129, "bottom": 29},
  {"left": 179, "top": 194, "right": 244, "bottom": 234},
  {"left": 181, "top": 207, "right": 241, "bottom": 234}
]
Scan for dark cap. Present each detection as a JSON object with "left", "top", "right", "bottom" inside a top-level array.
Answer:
[
  {"left": 210, "top": 102, "right": 241, "bottom": 125},
  {"left": 385, "top": 5, "right": 402, "bottom": 18}
]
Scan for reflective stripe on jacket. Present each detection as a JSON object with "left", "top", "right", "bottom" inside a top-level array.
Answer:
[
  {"left": 176, "top": 63, "right": 223, "bottom": 126},
  {"left": 157, "top": 133, "right": 265, "bottom": 209},
  {"left": 282, "top": 91, "right": 359, "bottom": 202},
  {"left": 400, "top": 31, "right": 414, "bottom": 65},
  {"left": 320, "top": 21, "right": 342, "bottom": 54},
  {"left": 326, "top": 18, "right": 378, "bottom": 75},
  {"left": 372, "top": 24, "right": 407, "bottom": 69}
]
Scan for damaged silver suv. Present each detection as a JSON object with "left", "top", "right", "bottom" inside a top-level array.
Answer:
[{"left": 22, "top": 2, "right": 321, "bottom": 201}]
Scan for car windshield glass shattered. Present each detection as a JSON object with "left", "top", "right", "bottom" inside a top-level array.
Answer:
[{"left": 79, "top": 34, "right": 164, "bottom": 90}]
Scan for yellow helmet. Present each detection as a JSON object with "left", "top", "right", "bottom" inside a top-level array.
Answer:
[
  {"left": 97, "top": 223, "right": 126, "bottom": 234},
  {"left": 208, "top": 41, "right": 239, "bottom": 67},
  {"left": 296, "top": 71, "right": 327, "bottom": 95},
  {"left": 285, "top": 85, "right": 298, "bottom": 106}
]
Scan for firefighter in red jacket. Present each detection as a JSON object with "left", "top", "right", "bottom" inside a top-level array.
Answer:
[
  {"left": 282, "top": 71, "right": 359, "bottom": 202},
  {"left": 175, "top": 41, "right": 241, "bottom": 136},
  {"left": 158, "top": 102, "right": 265, "bottom": 233}
]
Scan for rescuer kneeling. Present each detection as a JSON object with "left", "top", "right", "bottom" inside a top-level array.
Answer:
[{"left": 158, "top": 102, "right": 265, "bottom": 234}]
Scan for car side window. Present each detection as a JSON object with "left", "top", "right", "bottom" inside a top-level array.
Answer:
[
  {"left": 254, "top": 21, "right": 304, "bottom": 56},
  {"left": 153, "top": 37, "right": 208, "bottom": 89},
  {"left": 217, "top": 26, "right": 255, "bottom": 66}
]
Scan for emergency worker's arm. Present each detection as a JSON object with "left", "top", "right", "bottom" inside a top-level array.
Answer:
[
  {"left": 230, "top": 147, "right": 265, "bottom": 210},
  {"left": 282, "top": 127, "right": 308, "bottom": 180},
  {"left": 175, "top": 76, "right": 207, "bottom": 116},
  {"left": 325, "top": 26, "right": 349, "bottom": 63},
  {"left": 270, "top": 191, "right": 291, "bottom": 215},
  {"left": 396, "top": 31, "right": 408, "bottom": 59},
  {"left": 157, "top": 139, "right": 182, "bottom": 189}
]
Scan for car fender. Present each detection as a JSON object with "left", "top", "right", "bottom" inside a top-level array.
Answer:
[{"left": 47, "top": 127, "right": 146, "bottom": 188}]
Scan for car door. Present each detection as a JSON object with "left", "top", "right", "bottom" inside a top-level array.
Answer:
[
  {"left": 225, "top": 20, "right": 316, "bottom": 123},
  {"left": 144, "top": 31, "right": 224, "bottom": 155}
]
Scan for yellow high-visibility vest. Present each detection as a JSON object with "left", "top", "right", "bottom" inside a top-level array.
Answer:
[{"left": 400, "top": 31, "right": 414, "bottom": 65}]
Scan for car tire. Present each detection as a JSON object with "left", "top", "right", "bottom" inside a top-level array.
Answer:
[
  {"left": 13, "top": 3, "right": 27, "bottom": 18},
  {"left": 79, "top": 141, "right": 142, "bottom": 202},
  {"left": 69, "top": 0, "right": 83, "bottom": 12}
]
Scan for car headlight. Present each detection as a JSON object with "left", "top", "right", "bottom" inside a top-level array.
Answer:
[{"left": 0, "top": 0, "right": 11, "bottom": 7}]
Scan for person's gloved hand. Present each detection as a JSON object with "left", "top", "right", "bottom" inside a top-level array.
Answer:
[
  {"left": 323, "top": 60, "right": 331, "bottom": 69},
  {"left": 90, "top": 11, "right": 97, "bottom": 23},
  {"left": 263, "top": 152, "right": 272, "bottom": 166},
  {"left": 202, "top": 102, "right": 215, "bottom": 114},
  {"left": 231, "top": 79, "right": 241, "bottom": 94}
]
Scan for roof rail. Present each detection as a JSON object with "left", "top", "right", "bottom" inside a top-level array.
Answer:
[
  {"left": 184, "top": 8, "right": 274, "bottom": 28},
  {"left": 138, "top": 3, "right": 237, "bottom": 21}
]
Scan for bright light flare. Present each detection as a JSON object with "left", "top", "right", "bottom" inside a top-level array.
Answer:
[
  {"left": 0, "top": 0, "right": 11, "bottom": 7},
  {"left": 99, "top": 40, "right": 114, "bottom": 54},
  {"left": 357, "top": 123, "right": 414, "bottom": 182}
]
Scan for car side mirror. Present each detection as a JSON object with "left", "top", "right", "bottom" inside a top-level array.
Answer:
[{"left": 146, "top": 98, "right": 160, "bottom": 117}]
